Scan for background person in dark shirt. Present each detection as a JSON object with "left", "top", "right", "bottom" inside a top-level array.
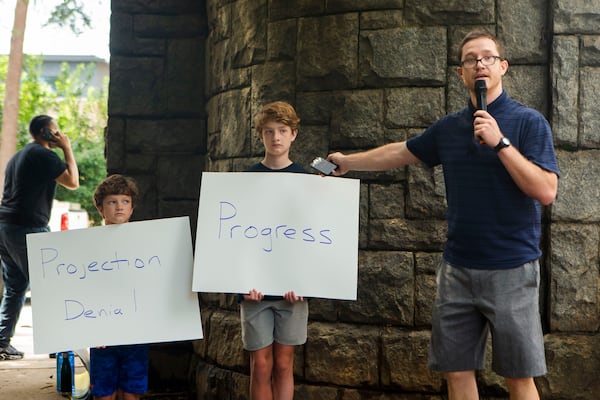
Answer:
[{"left": 0, "top": 114, "right": 79, "bottom": 360}]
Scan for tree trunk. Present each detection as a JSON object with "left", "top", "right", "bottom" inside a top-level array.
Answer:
[{"left": 0, "top": 0, "right": 30, "bottom": 193}]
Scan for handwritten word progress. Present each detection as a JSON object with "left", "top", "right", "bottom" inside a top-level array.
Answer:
[{"left": 218, "top": 201, "right": 333, "bottom": 253}]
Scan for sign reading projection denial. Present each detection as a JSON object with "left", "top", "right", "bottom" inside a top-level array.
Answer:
[
  {"left": 26, "top": 217, "right": 203, "bottom": 354},
  {"left": 192, "top": 172, "right": 360, "bottom": 300}
]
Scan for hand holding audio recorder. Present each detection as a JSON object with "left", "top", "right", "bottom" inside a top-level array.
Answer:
[{"left": 310, "top": 157, "right": 338, "bottom": 175}]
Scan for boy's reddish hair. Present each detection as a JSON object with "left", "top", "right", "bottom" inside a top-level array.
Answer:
[{"left": 254, "top": 101, "right": 300, "bottom": 136}]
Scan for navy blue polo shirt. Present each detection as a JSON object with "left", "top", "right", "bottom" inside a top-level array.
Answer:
[{"left": 407, "top": 91, "right": 559, "bottom": 269}]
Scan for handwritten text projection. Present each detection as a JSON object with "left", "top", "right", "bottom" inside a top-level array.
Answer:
[
  {"left": 26, "top": 217, "right": 203, "bottom": 354},
  {"left": 193, "top": 172, "right": 360, "bottom": 300},
  {"left": 40, "top": 248, "right": 162, "bottom": 280}
]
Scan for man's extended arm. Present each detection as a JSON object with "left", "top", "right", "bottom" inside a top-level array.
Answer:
[{"left": 327, "top": 141, "right": 420, "bottom": 175}]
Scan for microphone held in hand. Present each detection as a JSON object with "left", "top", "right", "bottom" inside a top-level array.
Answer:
[
  {"left": 475, "top": 79, "right": 487, "bottom": 111},
  {"left": 474, "top": 79, "right": 487, "bottom": 144}
]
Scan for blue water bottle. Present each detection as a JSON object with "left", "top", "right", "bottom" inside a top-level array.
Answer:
[{"left": 57, "top": 351, "right": 74, "bottom": 394}]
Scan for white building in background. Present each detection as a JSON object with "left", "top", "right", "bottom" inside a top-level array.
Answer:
[{"left": 40, "top": 54, "right": 109, "bottom": 94}]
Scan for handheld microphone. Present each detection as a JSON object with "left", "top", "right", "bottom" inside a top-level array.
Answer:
[
  {"left": 475, "top": 79, "right": 487, "bottom": 111},
  {"left": 474, "top": 80, "right": 487, "bottom": 144}
]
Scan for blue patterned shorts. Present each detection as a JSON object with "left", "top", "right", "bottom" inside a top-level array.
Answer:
[{"left": 90, "top": 344, "right": 149, "bottom": 396}]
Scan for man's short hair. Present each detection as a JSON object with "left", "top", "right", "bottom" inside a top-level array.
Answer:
[
  {"left": 29, "top": 115, "right": 54, "bottom": 138},
  {"left": 458, "top": 29, "right": 506, "bottom": 63}
]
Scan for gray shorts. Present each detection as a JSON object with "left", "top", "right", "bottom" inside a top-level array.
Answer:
[
  {"left": 428, "top": 259, "right": 547, "bottom": 378},
  {"left": 240, "top": 300, "right": 308, "bottom": 351}
]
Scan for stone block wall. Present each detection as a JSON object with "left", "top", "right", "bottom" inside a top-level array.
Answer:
[
  {"left": 107, "top": 0, "right": 600, "bottom": 398},
  {"left": 106, "top": 0, "right": 208, "bottom": 229},
  {"left": 105, "top": 1, "right": 208, "bottom": 394},
  {"left": 541, "top": 1, "right": 600, "bottom": 398}
]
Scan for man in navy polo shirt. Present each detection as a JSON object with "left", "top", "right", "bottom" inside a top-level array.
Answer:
[{"left": 328, "top": 30, "right": 559, "bottom": 400}]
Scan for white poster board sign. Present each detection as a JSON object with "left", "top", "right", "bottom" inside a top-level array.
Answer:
[
  {"left": 26, "top": 217, "right": 202, "bottom": 354},
  {"left": 192, "top": 172, "right": 360, "bottom": 300}
]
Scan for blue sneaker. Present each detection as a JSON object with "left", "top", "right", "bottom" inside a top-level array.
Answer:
[{"left": 0, "top": 344, "right": 24, "bottom": 360}]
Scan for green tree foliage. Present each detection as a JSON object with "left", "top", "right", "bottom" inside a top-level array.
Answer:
[
  {"left": 0, "top": 54, "right": 107, "bottom": 224},
  {"left": 46, "top": 0, "right": 92, "bottom": 35}
]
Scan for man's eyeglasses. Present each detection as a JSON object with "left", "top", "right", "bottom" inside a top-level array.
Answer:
[{"left": 460, "top": 55, "right": 503, "bottom": 69}]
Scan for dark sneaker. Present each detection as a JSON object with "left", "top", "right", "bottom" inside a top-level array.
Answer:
[{"left": 0, "top": 344, "right": 24, "bottom": 360}]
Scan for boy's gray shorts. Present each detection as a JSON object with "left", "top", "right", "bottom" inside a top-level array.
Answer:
[
  {"left": 428, "top": 259, "right": 547, "bottom": 378},
  {"left": 240, "top": 299, "right": 308, "bottom": 351}
]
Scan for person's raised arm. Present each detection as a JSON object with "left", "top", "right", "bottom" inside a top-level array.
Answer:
[
  {"left": 52, "top": 131, "right": 79, "bottom": 190},
  {"left": 474, "top": 110, "right": 557, "bottom": 205},
  {"left": 496, "top": 147, "right": 557, "bottom": 205},
  {"left": 327, "top": 141, "right": 420, "bottom": 176}
]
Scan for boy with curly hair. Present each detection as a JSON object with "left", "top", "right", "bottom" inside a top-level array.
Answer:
[{"left": 90, "top": 174, "right": 149, "bottom": 400}]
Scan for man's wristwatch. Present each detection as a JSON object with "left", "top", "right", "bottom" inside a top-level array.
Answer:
[{"left": 494, "top": 137, "right": 511, "bottom": 152}]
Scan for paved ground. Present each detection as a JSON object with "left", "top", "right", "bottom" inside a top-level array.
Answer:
[
  {"left": 0, "top": 303, "right": 188, "bottom": 400},
  {"left": 0, "top": 303, "right": 71, "bottom": 399}
]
